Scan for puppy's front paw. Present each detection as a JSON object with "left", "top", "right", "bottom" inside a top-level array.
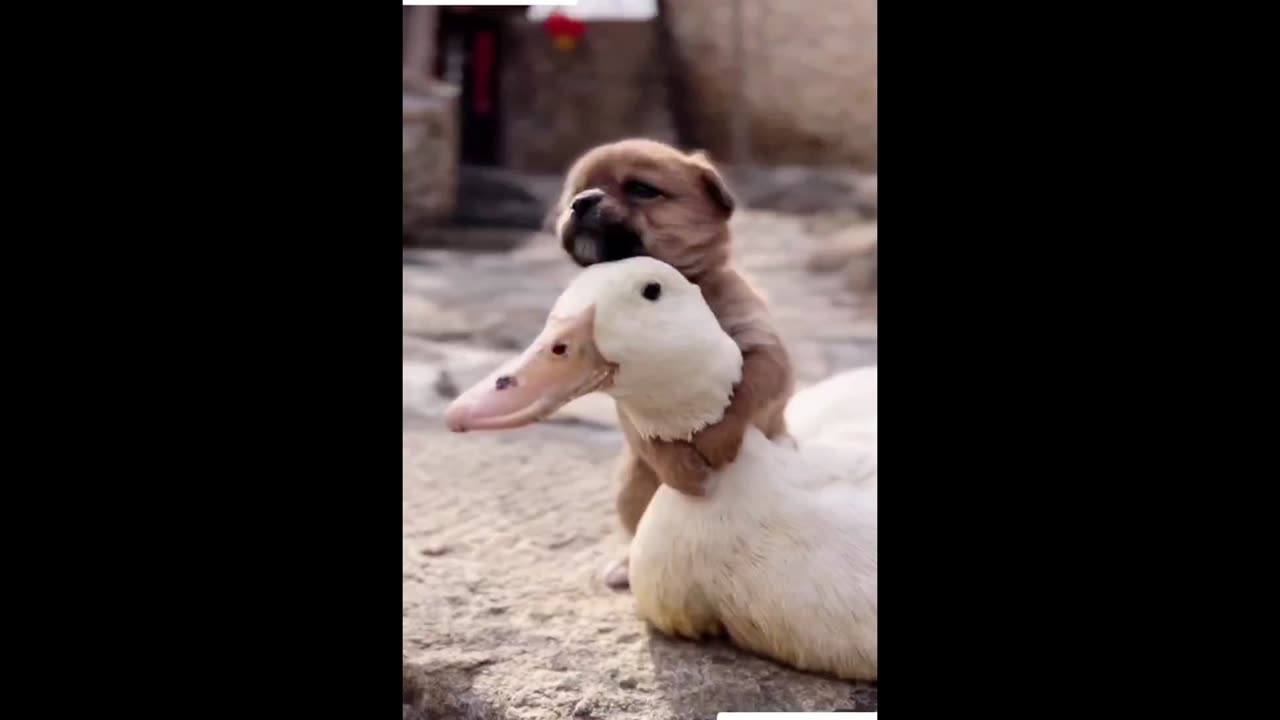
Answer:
[
  {"left": 692, "top": 417, "right": 747, "bottom": 469},
  {"left": 603, "top": 556, "right": 631, "bottom": 590},
  {"left": 648, "top": 440, "right": 711, "bottom": 496}
]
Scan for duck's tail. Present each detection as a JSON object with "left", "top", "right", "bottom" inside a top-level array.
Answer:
[{"left": 785, "top": 366, "right": 878, "bottom": 445}]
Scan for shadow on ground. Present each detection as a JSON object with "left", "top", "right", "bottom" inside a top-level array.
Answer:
[
  {"left": 646, "top": 629, "right": 877, "bottom": 716},
  {"left": 404, "top": 663, "right": 507, "bottom": 720}
]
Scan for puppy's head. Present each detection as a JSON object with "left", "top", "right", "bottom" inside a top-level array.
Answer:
[{"left": 554, "top": 139, "right": 736, "bottom": 277}]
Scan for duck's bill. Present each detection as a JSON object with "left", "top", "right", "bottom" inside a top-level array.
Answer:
[{"left": 444, "top": 307, "right": 616, "bottom": 432}]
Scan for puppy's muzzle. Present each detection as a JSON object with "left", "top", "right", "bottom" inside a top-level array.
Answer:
[
  {"left": 572, "top": 189, "right": 604, "bottom": 216},
  {"left": 571, "top": 189, "right": 606, "bottom": 230},
  {"left": 560, "top": 188, "right": 645, "bottom": 266}
]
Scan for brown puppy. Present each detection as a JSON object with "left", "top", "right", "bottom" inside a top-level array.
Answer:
[{"left": 554, "top": 139, "right": 796, "bottom": 587}]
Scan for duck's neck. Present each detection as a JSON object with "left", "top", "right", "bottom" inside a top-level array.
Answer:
[{"left": 612, "top": 353, "right": 741, "bottom": 443}]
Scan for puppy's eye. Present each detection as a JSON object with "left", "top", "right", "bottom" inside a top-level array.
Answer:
[
  {"left": 623, "top": 180, "right": 664, "bottom": 200},
  {"left": 642, "top": 282, "right": 662, "bottom": 301}
]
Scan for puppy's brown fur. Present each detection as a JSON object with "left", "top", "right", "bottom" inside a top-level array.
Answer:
[{"left": 554, "top": 139, "right": 796, "bottom": 558}]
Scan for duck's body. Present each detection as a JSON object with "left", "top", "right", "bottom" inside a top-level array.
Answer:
[
  {"left": 630, "top": 367, "right": 877, "bottom": 681},
  {"left": 445, "top": 258, "right": 877, "bottom": 681}
]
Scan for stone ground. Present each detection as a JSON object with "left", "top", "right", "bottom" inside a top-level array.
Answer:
[{"left": 403, "top": 210, "right": 877, "bottom": 719}]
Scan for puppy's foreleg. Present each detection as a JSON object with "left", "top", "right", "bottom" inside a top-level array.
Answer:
[
  {"left": 692, "top": 340, "right": 795, "bottom": 466},
  {"left": 605, "top": 446, "right": 661, "bottom": 590}
]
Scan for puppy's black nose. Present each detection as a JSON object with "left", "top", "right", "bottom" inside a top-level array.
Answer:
[{"left": 571, "top": 190, "right": 604, "bottom": 218}]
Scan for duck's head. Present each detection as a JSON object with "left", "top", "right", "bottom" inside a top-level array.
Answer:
[{"left": 445, "top": 257, "right": 743, "bottom": 441}]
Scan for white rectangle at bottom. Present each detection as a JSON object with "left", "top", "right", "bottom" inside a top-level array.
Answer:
[
  {"left": 718, "top": 714, "right": 877, "bottom": 719},
  {"left": 716, "top": 707, "right": 875, "bottom": 712}
]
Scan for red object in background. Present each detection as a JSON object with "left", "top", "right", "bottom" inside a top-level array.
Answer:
[
  {"left": 544, "top": 11, "right": 585, "bottom": 50},
  {"left": 472, "top": 30, "right": 494, "bottom": 115}
]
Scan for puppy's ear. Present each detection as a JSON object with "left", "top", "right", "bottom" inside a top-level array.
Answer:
[{"left": 689, "top": 153, "right": 735, "bottom": 218}]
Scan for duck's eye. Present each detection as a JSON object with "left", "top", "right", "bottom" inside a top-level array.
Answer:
[
  {"left": 623, "top": 180, "right": 663, "bottom": 200},
  {"left": 642, "top": 282, "right": 662, "bottom": 301}
]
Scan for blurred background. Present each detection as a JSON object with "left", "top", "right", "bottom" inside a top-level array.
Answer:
[{"left": 403, "top": 3, "right": 878, "bottom": 716}]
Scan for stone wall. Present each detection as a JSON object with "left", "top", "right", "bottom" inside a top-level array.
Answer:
[
  {"left": 499, "top": 20, "right": 676, "bottom": 174},
  {"left": 665, "top": 0, "right": 878, "bottom": 170},
  {"left": 403, "top": 78, "right": 461, "bottom": 238}
]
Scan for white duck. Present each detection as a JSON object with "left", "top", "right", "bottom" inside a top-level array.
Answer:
[{"left": 445, "top": 256, "right": 877, "bottom": 681}]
